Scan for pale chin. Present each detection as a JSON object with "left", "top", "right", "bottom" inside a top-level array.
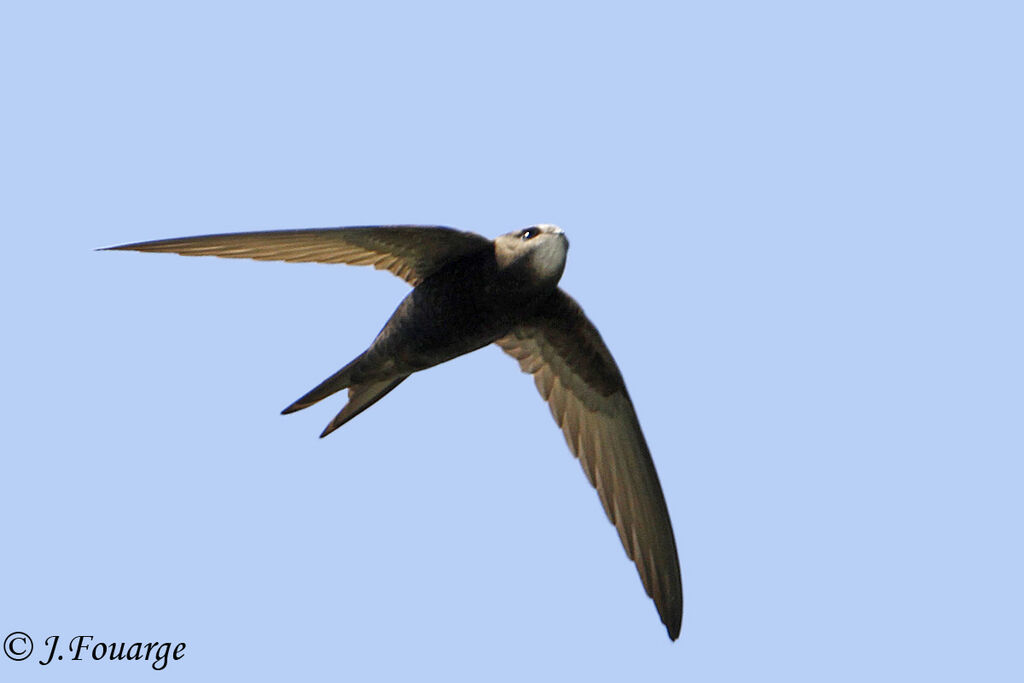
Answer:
[{"left": 531, "top": 236, "right": 568, "bottom": 284}]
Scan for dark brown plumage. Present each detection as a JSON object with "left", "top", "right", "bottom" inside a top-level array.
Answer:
[{"left": 103, "top": 224, "right": 683, "bottom": 640}]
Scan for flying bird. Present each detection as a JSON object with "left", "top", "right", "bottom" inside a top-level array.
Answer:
[{"left": 103, "top": 224, "right": 683, "bottom": 640}]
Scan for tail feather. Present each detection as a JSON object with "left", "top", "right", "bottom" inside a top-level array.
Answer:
[
  {"left": 282, "top": 359, "right": 362, "bottom": 414},
  {"left": 319, "top": 376, "right": 408, "bottom": 438}
]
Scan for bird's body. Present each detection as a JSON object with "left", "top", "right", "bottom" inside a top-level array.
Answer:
[
  {"left": 281, "top": 227, "right": 567, "bottom": 433},
  {"left": 358, "top": 243, "right": 547, "bottom": 374},
  {"left": 103, "top": 223, "right": 683, "bottom": 640}
]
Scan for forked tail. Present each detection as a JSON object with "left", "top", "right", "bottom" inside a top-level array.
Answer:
[
  {"left": 281, "top": 358, "right": 363, "bottom": 415},
  {"left": 281, "top": 359, "right": 408, "bottom": 438},
  {"left": 317, "top": 376, "right": 408, "bottom": 438}
]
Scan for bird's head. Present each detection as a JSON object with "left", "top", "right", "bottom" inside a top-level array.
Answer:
[{"left": 494, "top": 224, "right": 569, "bottom": 293}]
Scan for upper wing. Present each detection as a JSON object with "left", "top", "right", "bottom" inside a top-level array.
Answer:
[
  {"left": 101, "top": 226, "right": 492, "bottom": 286},
  {"left": 496, "top": 289, "right": 683, "bottom": 640}
]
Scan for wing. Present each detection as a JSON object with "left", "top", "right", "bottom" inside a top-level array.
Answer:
[
  {"left": 496, "top": 289, "right": 683, "bottom": 640},
  {"left": 100, "top": 226, "right": 492, "bottom": 286}
]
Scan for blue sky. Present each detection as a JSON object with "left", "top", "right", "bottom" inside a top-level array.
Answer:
[{"left": 2, "top": 1, "right": 1021, "bottom": 680}]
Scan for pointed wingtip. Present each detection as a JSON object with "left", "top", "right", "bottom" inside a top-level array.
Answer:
[
  {"left": 96, "top": 240, "right": 143, "bottom": 252},
  {"left": 665, "top": 610, "right": 682, "bottom": 641}
]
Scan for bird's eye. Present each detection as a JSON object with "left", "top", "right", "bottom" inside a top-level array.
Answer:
[{"left": 520, "top": 228, "right": 540, "bottom": 240}]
